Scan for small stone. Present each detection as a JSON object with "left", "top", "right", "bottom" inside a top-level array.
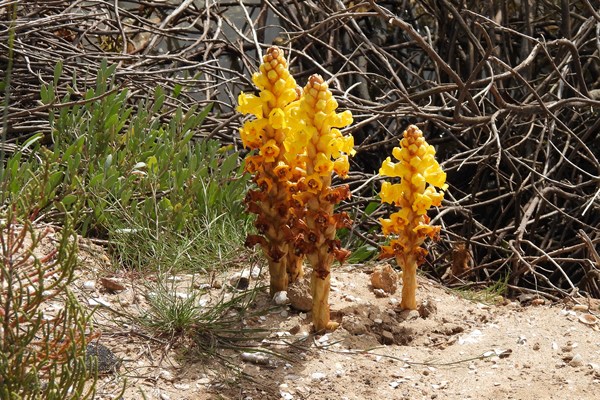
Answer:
[
  {"left": 381, "top": 330, "right": 395, "bottom": 345},
  {"left": 160, "top": 393, "right": 170, "bottom": 400},
  {"left": 173, "top": 383, "right": 190, "bottom": 390},
  {"left": 160, "top": 369, "right": 175, "bottom": 382},
  {"left": 418, "top": 299, "right": 437, "bottom": 318},
  {"left": 280, "top": 392, "right": 294, "bottom": 400},
  {"left": 311, "top": 372, "right": 326, "bottom": 381},
  {"left": 241, "top": 352, "right": 270, "bottom": 365},
  {"left": 288, "top": 279, "right": 312, "bottom": 312},
  {"left": 533, "top": 342, "right": 540, "bottom": 350},
  {"left": 373, "top": 288, "right": 387, "bottom": 298},
  {"left": 569, "top": 354, "right": 584, "bottom": 367},
  {"left": 273, "top": 291, "right": 289, "bottom": 305},
  {"left": 531, "top": 298, "right": 545, "bottom": 306},
  {"left": 82, "top": 281, "right": 96, "bottom": 291},
  {"left": 99, "top": 277, "right": 126, "bottom": 292},
  {"left": 370, "top": 264, "right": 398, "bottom": 294},
  {"left": 250, "top": 266, "right": 262, "bottom": 279},
  {"left": 211, "top": 280, "right": 222, "bottom": 289}
]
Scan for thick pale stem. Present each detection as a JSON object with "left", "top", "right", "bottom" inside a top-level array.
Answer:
[
  {"left": 397, "top": 254, "right": 418, "bottom": 310},
  {"left": 310, "top": 260, "right": 338, "bottom": 332},
  {"left": 286, "top": 253, "right": 304, "bottom": 284},
  {"left": 268, "top": 259, "right": 288, "bottom": 295}
]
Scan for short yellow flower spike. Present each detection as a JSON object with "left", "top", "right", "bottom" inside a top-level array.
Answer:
[
  {"left": 290, "top": 74, "right": 354, "bottom": 332},
  {"left": 237, "top": 47, "right": 305, "bottom": 294},
  {"left": 379, "top": 125, "right": 447, "bottom": 310}
]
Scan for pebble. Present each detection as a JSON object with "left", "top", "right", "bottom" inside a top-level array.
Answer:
[
  {"left": 99, "top": 277, "right": 126, "bottom": 292},
  {"left": 241, "top": 352, "right": 270, "bottom": 365},
  {"left": 572, "top": 304, "right": 588, "bottom": 312},
  {"left": 288, "top": 279, "right": 312, "bottom": 312},
  {"left": 569, "top": 354, "right": 584, "bottom": 367},
  {"left": 459, "top": 329, "right": 483, "bottom": 345},
  {"left": 173, "top": 383, "right": 190, "bottom": 390},
  {"left": 273, "top": 291, "right": 289, "bottom": 305},
  {"left": 83, "top": 281, "right": 96, "bottom": 291},
  {"left": 160, "top": 394, "right": 170, "bottom": 400},
  {"left": 531, "top": 298, "right": 545, "bottom": 306},
  {"left": 160, "top": 369, "right": 174, "bottom": 382},
  {"left": 280, "top": 392, "right": 293, "bottom": 400},
  {"left": 381, "top": 330, "right": 395, "bottom": 345},
  {"left": 311, "top": 372, "right": 327, "bottom": 381},
  {"left": 370, "top": 264, "right": 398, "bottom": 294}
]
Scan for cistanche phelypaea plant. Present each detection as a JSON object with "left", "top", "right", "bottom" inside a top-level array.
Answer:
[
  {"left": 237, "top": 46, "right": 304, "bottom": 294},
  {"left": 378, "top": 125, "right": 447, "bottom": 310},
  {"left": 286, "top": 74, "right": 355, "bottom": 332}
]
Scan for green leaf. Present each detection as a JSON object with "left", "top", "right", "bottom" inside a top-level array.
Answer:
[
  {"left": 62, "top": 194, "right": 79, "bottom": 207},
  {"left": 364, "top": 201, "right": 380, "bottom": 216},
  {"left": 54, "top": 61, "right": 63, "bottom": 87},
  {"left": 104, "top": 154, "right": 113, "bottom": 174}
]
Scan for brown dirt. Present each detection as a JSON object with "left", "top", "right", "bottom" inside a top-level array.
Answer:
[{"left": 73, "top": 241, "right": 600, "bottom": 400}]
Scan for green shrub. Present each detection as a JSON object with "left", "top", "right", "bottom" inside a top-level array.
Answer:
[
  {"left": 4, "top": 61, "right": 252, "bottom": 273},
  {"left": 0, "top": 162, "right": 96, "bottom": 400}
]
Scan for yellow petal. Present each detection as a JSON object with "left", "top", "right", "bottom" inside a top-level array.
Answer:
[
  {"left": 333, "top": 155, "right": 350, "bottom": 178},
  {"left": 379, "top": 157, "right": 397, "bottom": 177},
  {"left": 269, "top": 108, "right": 287, "bottom": 129},
  {"left": 237, "top": 93, "right": 264, "bottom": 118},
  {"left": 314, "top": 152, "right": 334, "bottom": 176}
]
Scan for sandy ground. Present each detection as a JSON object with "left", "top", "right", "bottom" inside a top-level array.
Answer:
[{"left": 67, "top": 238, "right": 600, "bottom": 400}]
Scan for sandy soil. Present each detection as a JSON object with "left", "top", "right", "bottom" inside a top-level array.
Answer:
[{"left": 72, "top": 241, "right": 600, "bottom": 400}]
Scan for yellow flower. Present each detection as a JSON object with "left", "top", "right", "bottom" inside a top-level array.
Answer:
[
  {"left": 237, "top": 92, "right": 264, "bottom": 118},
  {"left": 256, "top": 176, "right": 274, "bottom": 192},
  {"left": 239, "top": 119, "right": 267, "bottom": 149},
  {"left": 314, "top": 152, "right": 334, "bottom": 176},
  {"left": 269, "top": 108, "right": 287, "bottom": 129},
  {"left": 244, "top": 155, "right": 264, "bottom": 174},
  {"left": 260, "top": 139, "right": 280, "bottom": 162},
  {"left": 379, "top": 157, "right": 396, "bottom": 177},
  {"left": 305, "top": 173, "right": 323, "bottom": 194},
  {"left": 379, "top": 181, "right": 403, "bottom": 205},
  {"left": 333, "top": 155, "right": 349, "bottom": 178},
  {"left": 273, "top": 161, "right": 292, "bottom": 181}
]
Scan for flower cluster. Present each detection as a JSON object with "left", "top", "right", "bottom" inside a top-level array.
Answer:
[
  {"left": 378, "top": 125, "right": 447, "bottom": 310},
  {"left": 287, "top": 75, "right": 355, "bottom": 332},
  {"left": 237, "top": 46, "right": 304, "bottom": 294}
]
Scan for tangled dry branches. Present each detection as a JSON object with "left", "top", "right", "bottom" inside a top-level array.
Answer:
[{"left": 1, "top": 0, "right": 599, "bottom": 298}]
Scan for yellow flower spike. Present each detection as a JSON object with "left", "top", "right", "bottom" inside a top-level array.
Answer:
[
  {"left": 238, "top": 46, "right": 305, "bottom": 295},
  {"left": 379, "top": 125, "right": 447, "bottom": 311},
  {"left": 288, "top": 74, "right": 354, "bottom": 333}
]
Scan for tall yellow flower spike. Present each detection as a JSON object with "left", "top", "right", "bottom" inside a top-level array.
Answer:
[
  {"left": 379, "top": 125, "right": 448, "bottom": 310},
  {"left": 237, "top": 47, "right": 304, "bottom": 294},
  {"left": 288, "top": 74, "right": 354, "bottom": 332}
]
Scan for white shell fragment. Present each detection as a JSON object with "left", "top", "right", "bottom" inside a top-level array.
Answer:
[{"left": 578, "top": 313, "right": 598, "bottom": 325}]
